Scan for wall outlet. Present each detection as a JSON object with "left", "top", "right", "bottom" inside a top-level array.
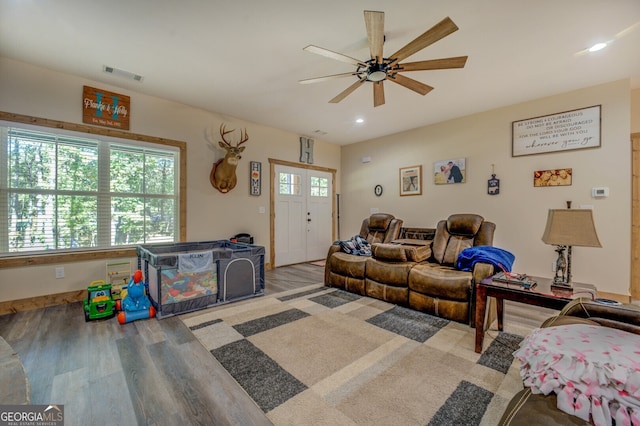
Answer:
[
  {"left": 551, "top": 261, "right": 556, "bottom": 272},
  {"left": 55, "top": 266, "right": 65, "bottom": 279}
]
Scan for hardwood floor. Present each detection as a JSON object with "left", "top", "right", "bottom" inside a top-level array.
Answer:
[
  {"left": 0, "top": 263, "right": 324, "bottom": 426},
  {"left": 0, "top": 262, "right": 550, "bottom": 426}
]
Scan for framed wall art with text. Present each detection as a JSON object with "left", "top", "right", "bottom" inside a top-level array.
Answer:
[{"left": 512, "top": 105, "right": 600, "bottom": 157}]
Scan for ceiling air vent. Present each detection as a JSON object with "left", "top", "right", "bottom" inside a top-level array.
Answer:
[{"left": 103, "top": 65, "right": 144, "bottom": 82}]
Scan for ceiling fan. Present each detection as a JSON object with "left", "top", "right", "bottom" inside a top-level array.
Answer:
[{"left": 300, "top": 10, "right": 468, "bottom": 107}]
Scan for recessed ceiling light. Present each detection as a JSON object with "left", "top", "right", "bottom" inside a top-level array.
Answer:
[
  {"left": 355, "top": 118, "right": 364, "bottom": 124},
  {"left": 588, "top": 42, "right": 607, "bottom": 52}
]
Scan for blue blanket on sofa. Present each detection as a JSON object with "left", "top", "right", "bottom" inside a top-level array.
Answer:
[{"left": 456, "top": 246, "right": 515, "bottom": 272}]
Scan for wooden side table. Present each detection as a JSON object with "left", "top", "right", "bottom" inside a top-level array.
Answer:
[{"left": 474, "top": 275, "right": 596, "bottom": 353}]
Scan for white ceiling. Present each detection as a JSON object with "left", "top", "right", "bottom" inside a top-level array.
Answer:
[{"left": 1, "top": 0, "right": 639, "bottom": 145}]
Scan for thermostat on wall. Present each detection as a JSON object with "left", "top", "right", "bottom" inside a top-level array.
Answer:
[{"left": 591, "top": 187, "right": 609, "bottom": 198}]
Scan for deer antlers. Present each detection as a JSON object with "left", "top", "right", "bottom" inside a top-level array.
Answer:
[{"left": 219, "top": 124, "right": 248, "bottom": 147}]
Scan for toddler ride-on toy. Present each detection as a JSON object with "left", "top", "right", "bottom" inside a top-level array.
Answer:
[
  {"left": 83, "top": 280, "right": 116, "bottom": 321},
  {"left": 116, "top": 270, "right": 156, "bottom": 324}
]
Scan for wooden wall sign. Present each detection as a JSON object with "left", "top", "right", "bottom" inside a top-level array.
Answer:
[
  {"left": 512, "top": 105, "right": 600, "bottom": 157},
  {"left": 82, "top": 85, "right": 130, "bottom": 130},
  {"left": 250, "top": 161, "right": 261, "bottom": 196}
]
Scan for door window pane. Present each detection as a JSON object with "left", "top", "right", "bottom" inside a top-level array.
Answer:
[
  {"left": 279, "top": 172, "right": 301, "bottom": 195},
  {"left": 310, "top": 176, "right": 329, "bottom": 197}
]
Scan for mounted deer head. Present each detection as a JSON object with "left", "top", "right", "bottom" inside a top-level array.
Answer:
[{"left": 209, "top": 124, "right": 249, "bottom": 193}]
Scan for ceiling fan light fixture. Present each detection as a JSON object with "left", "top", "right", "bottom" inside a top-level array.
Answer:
[
  {"left": 367, "top": 70, "right": 387, "bottom": 82},
  {"left": 301, "top": 12, "right": 466, "bottom": 107},
  {"left": 365, "top": 61, "right": 388, "bottom": 82}
]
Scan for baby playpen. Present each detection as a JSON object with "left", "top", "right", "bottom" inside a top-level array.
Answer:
[{"left": 137, "top": 240, "right": 265, "bottom": 318}]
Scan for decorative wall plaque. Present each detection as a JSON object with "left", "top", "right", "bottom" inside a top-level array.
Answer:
[
  {"left": 250, "top": 161, "right": 261, "bottom": 196},
  {"left": 82, "top": 85, "right": 130, "bottom": 130},
  {"left": 512, "top": 105, "right": 600, "bottom": 157}
]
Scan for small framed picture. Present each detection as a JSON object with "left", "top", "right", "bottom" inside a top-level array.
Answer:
[
  {"left": 399, "top": 165, "right": 422, "bottom": 196},
  {"left": 434, "top": 158, "right": 466, "bottom": 185},
  {"left": 533, "top": 168, "right": 572, "bottom": 187}
]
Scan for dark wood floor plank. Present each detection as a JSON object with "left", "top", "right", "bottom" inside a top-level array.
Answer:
[
  {"left": 159, "top": 315, "right": 197, "bottom": 346},
  {"left": 116, "top": 334, "right": 181, "bottom": 425},
  {"left": 147, "top": 340, "right": 219, "bottom": 424},
  {"left": 50, "top": 367, "right": 91, "bottom": 426},
  {"left": 21, "top": 305, "right": 71, "bottom": 404},
  {"left": 88, "top": 370, "right": 138, "bottom": 426},
  {"left": 55, "top": 304, "right": 91, "bottom": 377},
  {"left": 176, "top": 339, "right": 272, "bottom": 426}
]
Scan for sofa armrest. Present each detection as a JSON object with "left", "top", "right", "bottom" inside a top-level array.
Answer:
[
  {"left": 468, "top": 262, "right": 495, "bottom": 327},
  {"left": 498, "top": 388, "right": 590, "bottom": 426},
  {"left": 326, "top": 243, "right": 341, "bottom": 259},
  {"left": 558, "top": 297, "right": 640, "bottom": 322},
  {"left": 472, "top": 262, "right": 495, "bottom": 284},
  {"left": 556, "top": 297, "right": 640, "bottom": 334},
  {"left": 324, "top": 243, "right": 342, "bottom": 284}
]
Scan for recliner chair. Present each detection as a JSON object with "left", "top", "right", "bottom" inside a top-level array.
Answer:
[
  {"left": 325, "top": 213, "right": 403, "bottom": 295},
  {"left": 408, "top": 213, "right": 496, "bottom": 324}
]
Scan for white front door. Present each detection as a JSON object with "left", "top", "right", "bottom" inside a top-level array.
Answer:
[{"left": 274, "top": 165, "right": 332, "bottom": 266}]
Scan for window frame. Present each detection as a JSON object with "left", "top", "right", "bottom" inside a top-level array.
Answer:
[{"left": 0, "top": 111, "right": 187, "bottom": 269}]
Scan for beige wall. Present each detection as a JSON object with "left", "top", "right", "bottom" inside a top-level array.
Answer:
[
  {"left": 0, "top": 57, "right": 340, "bottom": 302},
  {"left": 340, "top": 79, "right": 632, "bottom": 296},
  {"left": 0, "top": 55, "right": 635, "bottom": 302}
]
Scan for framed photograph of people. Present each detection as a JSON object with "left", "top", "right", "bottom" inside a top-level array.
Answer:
[
  {"left": 399, "top": 165, "right": 422, "bottom": 196},
  {"left": 434, "top": 158, "right": 466, "bottom": 185}
]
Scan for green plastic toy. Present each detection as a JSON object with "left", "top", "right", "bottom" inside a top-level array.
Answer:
[{"left": 83, "top": 280, "right": 116, "bottom": 321}]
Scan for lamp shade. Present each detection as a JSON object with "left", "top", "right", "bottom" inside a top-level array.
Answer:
[{"left": 541, "top": 209, "right": 602, "bottom": 247}]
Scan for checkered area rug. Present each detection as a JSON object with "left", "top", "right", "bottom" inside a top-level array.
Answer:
[{"left": 181, "top": 285, "right": 524, "bottom": 425}]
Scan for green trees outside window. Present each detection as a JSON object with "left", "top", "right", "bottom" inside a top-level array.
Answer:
[{"left": 1, "top": 127, "right": 179, "bottom": 254}]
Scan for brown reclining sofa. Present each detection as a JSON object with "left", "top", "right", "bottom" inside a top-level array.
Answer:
[{"left": 325, "top": 213, "right": 497, "bottom": 325}]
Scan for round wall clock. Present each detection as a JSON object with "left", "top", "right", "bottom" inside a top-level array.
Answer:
[{"left": 374, "top": 184, "right": 383, "bottom": 196}]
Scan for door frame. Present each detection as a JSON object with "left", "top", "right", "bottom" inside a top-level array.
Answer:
[
  {"left": 631, "top": 132, "right": 640, "bottom": 299},
  {"left": 268, "top": 158, "right": 337, "bottom": 268}
]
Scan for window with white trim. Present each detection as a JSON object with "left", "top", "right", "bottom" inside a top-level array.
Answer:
[{"left": 0, "top": 125, "right": 179, "bottom": 255}]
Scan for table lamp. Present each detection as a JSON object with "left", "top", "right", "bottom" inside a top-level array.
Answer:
[{"left": 541, "top": 209, "right": 602, "bottom": 290}]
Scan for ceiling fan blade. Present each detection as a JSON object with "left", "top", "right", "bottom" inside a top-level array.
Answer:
[
  {"left": 388, "top": 73, "right": 434, "bottom": 96},
  {"left": 329, "top": 79, "right": 366, "bottom": 103},
  {"left": 299, "top": 71, "right": 364, "bottom": 84},
  {"left": 364, "top": 10, "right": 384, "bottom": 63},
  {"left": 397, "top": 56, "right": 468, "bottom": 72},
  {"left": 303, "top": 45, "right": 368, "bottom": 67},
  {"left": 373, "top": 81, "right": 385, "bottom": 107},
  {"left": 389, "top": 17, "right": 459, "bottom": 64}
]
